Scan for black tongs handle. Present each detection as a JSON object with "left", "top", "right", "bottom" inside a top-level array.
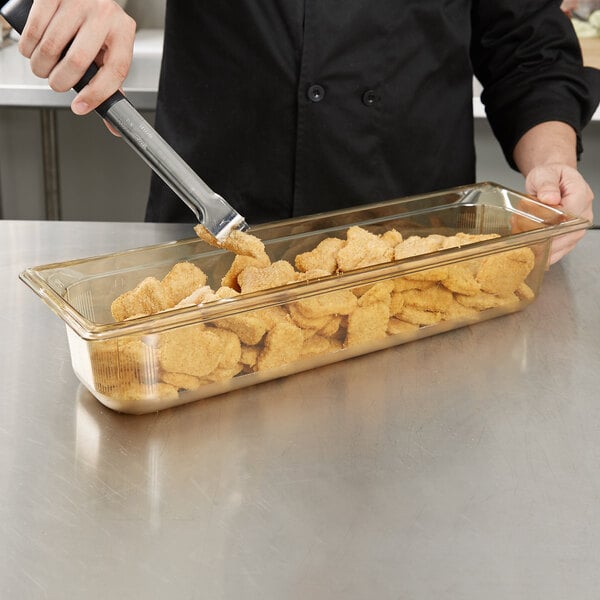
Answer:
[{"left": 1, "top": 0, "right": 124, "bottom": 118}]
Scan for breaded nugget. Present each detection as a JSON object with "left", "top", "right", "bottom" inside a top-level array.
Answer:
[
  {"left": 381, "top": 229, "right": 403, "bottom": 248},
  {"left": 210, "top": 328, "right": 242, "bottom": 371},
  {"left": 158, "top": 325, "right": 223, "bottom": 378},
  {"left": 216, "top": 313, "right": 267, "bottom": 345},
  {"left": 201, "top": 363, "right": 244, "bottom": 383},
  {"left": 345, "top": 303, "right": 390, "bottom": 347},
  {"left": 240, "top": 345, "right": 260, "bottom": 370},
  {"left": 442, "top": 299, "right": 480, "bottom": 321},
  {"left": 319, "top": 315, "right": 343, "bottom": 338},
  {"left": 356, "top": 280, "right": 394, "bottom": 307},
  {"left": 393, "top": 277, "right": 435, "bottom": 292},
  {"left": 394, "top": 234, "right": 445, "bottom": 260},
  {"left": 301, "top": 334, "right": 336, "bottom": 358},
  {"left": 455, "top": 291, "right": 519, "bottom": 310},
  {"left": 257, "top": 321, "right": 304, "bottom": 370},
  {"left": 476, "top": 248, "right": 535, "bottom": 296},
  {"left": 288, "top": 302, "right": 333, "bottom": 331},
  {"left": 111, "top": 277, "right": 170, "bottom": 321},
  {"left": 402, "top": 286, "right": 453, "bottom": 312},
  {"left": 160, "top": 371, "right": 202, "bottom": 391},
  {"left": 161, "top": 262, "right": 208, "bottom": 306},
  {"left": 336, "top": 226, "right": 394, "bottom": 271},
  {"left": 255, "top": 306, "right": 291, "bottom": 330},
  {"left": 91, "top": 338, "right": 158, "bottom": 393},
  {"left": 175, "top": 285, "right": 216, "bottom": 308},
  {"left": 295, "top": 289, "right": 358, "bottom": 319},
  {"left": 221, "top": 253, "right": 271, "bottom": 290},
  {"left": 295, "top": 268, "right": 332, "bottom": 283},
  {"left": 295, "top": 237, "right": 345, "bottom": 274},
  {"left": 515, "top": 281, "right": 535, "bottom": 301},
  {"left": 238, "top": 260, "right": 298, "bottom": 293},
  {"left": 387, "top": 317, "right": 420, "bottom": 335},
  {"left": 441, "top": 232, "right": 500, "bottom": 249},
  {"left": 194, "top": 225, "right": 267, "bottom": 260},
  {"left": 389, "top": 291, "right": 405, "bottom": 316},
  {"left": 442, "top": 262, "right": 481, "bottom": 296},
  {"left": 400, "top": 305, "right": 443, "bottom": 326},
  {"left": 404, "top": 266, "right": 449, "bottom": 282}
]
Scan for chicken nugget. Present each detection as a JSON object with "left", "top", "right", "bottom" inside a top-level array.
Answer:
[
  {"left": 301, "top": 334, "right": 336, "bottom": 358},
  {"left": 393, "top": 277, "right": 435, "bottom": 292},
  {"left": 240, "top": 345, "right": 260, "bottom": 370},
  {"left": 402, "top": 286, "right": 453, "bottom": 312},
  {"left": 91, "top": 338, "right": 159, "bottom": 393},
  {"left": 404, "top": 266, "right": 449, "bottom": 282},
  {"left": 111, "top": 277, "right": 170, "bottom": 321},
  {"left": 255, "top": 306, "right": 291, "bottom": 330},
  {"left": 210, "top": 328, "right": 243, "bottom": 371},
  {"left": 201, "top": 363, "right": 244, "bottom": 383},
  {"left": 455, "top": 291, "right": 519, "bottom": 310},
  {"left": 257, "top": 321, "right": 304, "bottom": 370},
  {"left": 387, "top": 317, "right": 420, "bottom": 335},
  {"left": 295, "top": 268, "right": 332, "bottom": 283},
  {"left": 400, "top": 305, "right": 443, "bottom": 326},
  {"left": 319, "top": 315, "right": 343, "bottom": 338},
  {"left": 441, "top": 232, "right": 500, "bottom": 249},
  {"left": 390, "top": 291, "right": 405, "bottom": 316},
  {"left": 216, "top": 313, "right": 267, "bottom": 345},
  {"left": 515, "top": 281, "right": 535, "bottom": 301},
  {"left": 158, "top": 325, "right": 223, "bottom": 378},
  {"left": 442, "top": 299, "right": 480, "bottom": 321},
  {"left": 295, "top": 289, "right": 358, "bottom": 319},
  {"left": 238, "top": 260, "right": 298, "bottom": 293},
  {"left": 221, "top": 253, "right": 271, "bottom": 290},
  {"left": 288, "top": 302, "right": 333, "bottom": 331},
  {"left": 194, "top": 224, "right": 267, "bottom": 260},
  {"left": 295, "top": 237, "right": 345, "bottom": 274},
  {"left": 476, "top": 248, "right": 535, "bottom": 296},
  {"left": 336, "top": 226, "right": 394, "bottom": 271},
  {"left": 161, "top": 262, "right": 208, "bottom": 306},
  {"left": 345, "top": 303, "right": 390, "bottom": 347},
  {"left": 357, "top": 280, "right": 394, "bottom": 307},
  {"left": 174, "top": 285, "right": 216, "bottom": 308},
  {"left": 394, "top": 234, "right": 445, "bottom": 260},
  {"left": 442, "top": 262, "right": 481, "bottom": 296},
  {"left": 381, "top": 229, "right": 403, "bottom": 248}
]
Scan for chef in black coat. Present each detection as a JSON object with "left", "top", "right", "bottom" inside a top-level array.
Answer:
[{"left": 16, "top": 0, "right": 600, "bottom": 264}]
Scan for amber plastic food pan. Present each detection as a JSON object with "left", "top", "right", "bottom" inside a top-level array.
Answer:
[{"left": 20, "top": 182, "right": 590, "bottom": 414}]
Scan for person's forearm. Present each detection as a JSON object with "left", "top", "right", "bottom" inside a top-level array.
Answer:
[{"left": 513, "top": 121, "right": 578, "bottom": 176}]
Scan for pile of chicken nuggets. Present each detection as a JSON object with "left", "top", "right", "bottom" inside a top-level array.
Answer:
[{"left": 93, "top": 224, "right": 536, "bottom": 404}]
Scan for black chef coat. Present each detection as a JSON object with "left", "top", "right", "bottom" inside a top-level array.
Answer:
[{"left": 146, "top": 0, "right": 600, "bottom": 224}]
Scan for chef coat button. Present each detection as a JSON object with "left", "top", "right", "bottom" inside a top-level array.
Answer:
[
  {"left": 307, "top": 84, "right": 325, "bottom": 102},
  {"left": 362, "top": 90, "right": 379, "bottom": 106}
]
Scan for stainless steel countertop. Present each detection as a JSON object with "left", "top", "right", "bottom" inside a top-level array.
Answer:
[
  {"left": 0, "top": 30, "right": 162, "bottom": 110},
  {"left": 2, "top": 221, "right": 600, "bottom": 599}
]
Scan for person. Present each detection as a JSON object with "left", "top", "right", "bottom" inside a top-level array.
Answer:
[{"left": 16, "top": 0, "right": 600, "bottom": 264}]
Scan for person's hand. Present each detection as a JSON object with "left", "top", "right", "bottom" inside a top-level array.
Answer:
[
  {"left": 18, "top": 0, "right": 136, "bottom": 116},
  {"left": 524, "top": 163, "right": 594, "bottom": 265}
]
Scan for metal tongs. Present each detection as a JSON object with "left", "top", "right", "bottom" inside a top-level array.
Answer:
[{"left": 1, "top": 0, "right": 249, "bottom": 241}]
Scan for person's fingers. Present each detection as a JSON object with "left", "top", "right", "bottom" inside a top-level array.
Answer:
[
  {"left": 525, "top": 166, "right": 562, "bottom": 205},
  {"left": 70, "top": 22, "right": 135, "bottom": 114},
  {"left": 18, "top": 0, "right": 59, "bottom": 57}
]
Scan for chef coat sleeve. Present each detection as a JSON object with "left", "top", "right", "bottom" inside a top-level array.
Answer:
[{"left": 470, "top": 0, "right": 600, "bottom": 170}]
